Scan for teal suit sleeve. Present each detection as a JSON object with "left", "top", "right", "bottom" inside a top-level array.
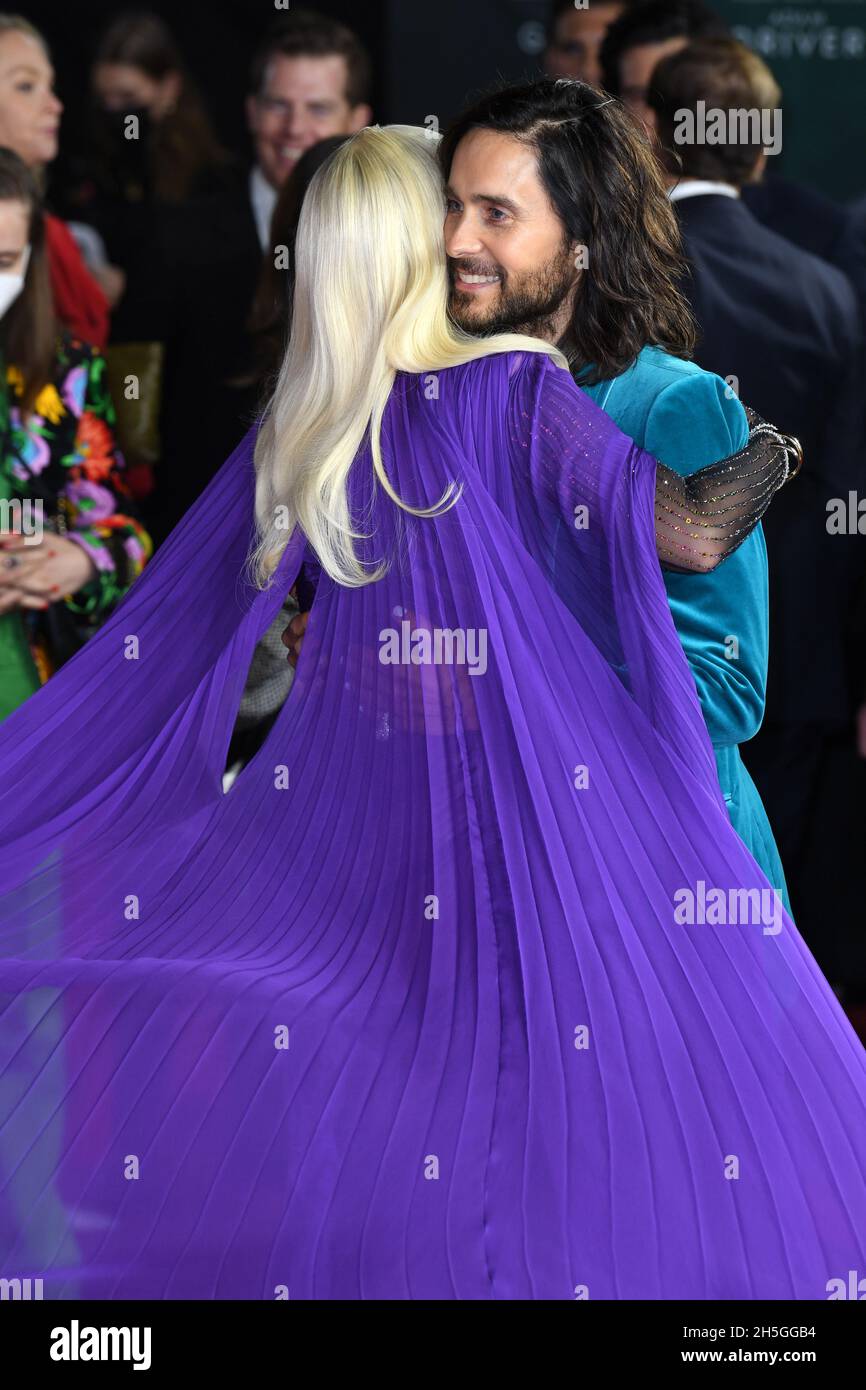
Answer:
[
  {"left": 643, "top": 371, "right": 747, "bottom": 474},
  {"left": 644, "top": 374, "right": 769, "bottom": 747}
]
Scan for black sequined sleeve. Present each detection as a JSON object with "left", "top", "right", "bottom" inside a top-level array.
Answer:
[{"left": 654, "top": 407, "right": 801, "bottom": 574}]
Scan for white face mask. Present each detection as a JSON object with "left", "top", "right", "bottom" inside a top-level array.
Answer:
[{"left": 0, "top": 244, "right": 31, "bottom": 321}]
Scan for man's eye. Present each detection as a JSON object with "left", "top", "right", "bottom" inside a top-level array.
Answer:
[
  {"left": 15, "top": 82, "right": 35, "bottom": 93},
  {"left": 486, "top": 208, "right": 508, "bottom": 223}
]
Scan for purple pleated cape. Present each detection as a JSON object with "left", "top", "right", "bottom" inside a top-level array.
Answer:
[{"left": 1, "top": 350, "right": 865, "bottom": 1300}]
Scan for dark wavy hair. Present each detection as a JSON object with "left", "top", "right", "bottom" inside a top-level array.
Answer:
[
  {"left": 599, "top": 0, "right": 729, "bottom": 96},
  {"left": 438, "top": 77, "right": 696, "bottom": 384},
  {"left": 0, "top": 147, "right": 56, "bottom": 416},
  {"left": 240, "top": 134, "right": 351, "bottom": 391}
]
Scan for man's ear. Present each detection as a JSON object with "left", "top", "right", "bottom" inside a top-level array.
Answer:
[
  {"left": 748, "top": 151, "right": 768, "bottom": 184},
  {"left": 349, "top": 104, "right": 373, "bottom": 134}
]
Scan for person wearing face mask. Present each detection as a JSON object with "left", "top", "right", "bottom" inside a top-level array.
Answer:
[
  {"left": 0, "top": 12, "right": 111, "bottom": 348},
  {"left": 0, "top": 148, "right": 151, "bottom": 721},
  {"left": 63, "top": 11, "right": 233, "bottom": 342},
  {"left": 87, "top": 10, "right": 232, "bottom": 204},
  {"left": 54, "top": 12, "right": 237, "bottom": 513}
]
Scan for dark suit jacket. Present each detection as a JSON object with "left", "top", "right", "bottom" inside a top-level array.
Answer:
[
  {"left": 834, "top": 193, "right": 866, "bottom": 330},
  {"left": 743, "top": 176, "right": 866, "bottom": 330},
  {"left": 151, "top": 173, "right": 265, "bottom": 537},
  {"left": 742, "top": 175, "right": 850, "bottom": 269},
  {"left": 674, "top": 192, "right": 866, "bottom": 724}
]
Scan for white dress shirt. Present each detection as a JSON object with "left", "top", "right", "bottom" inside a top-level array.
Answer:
[
  {"left": 249, "top": 165, "right": 279, "bottom": 250},
  {"left": 668, "top": 179, "right": 740, "bottom": 203}
]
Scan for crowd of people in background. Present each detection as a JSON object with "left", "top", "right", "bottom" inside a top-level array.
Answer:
[{"left": 1, "top": 3, "right": 865, "bottom": 1021}]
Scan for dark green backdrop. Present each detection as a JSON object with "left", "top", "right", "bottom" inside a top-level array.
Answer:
[
  {"left": 715, "top": 1, "right": 866, "bottom": 199},
  {"left": 26, "top": 0, "right": 866, "bottom": 204}
]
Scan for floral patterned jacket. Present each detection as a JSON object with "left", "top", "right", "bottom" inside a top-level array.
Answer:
[{"left": 1, "top": 335, "right": 152, "bottom": 648}]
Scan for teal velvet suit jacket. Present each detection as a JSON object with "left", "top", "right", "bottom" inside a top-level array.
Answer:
[{"left": 580, "top": 346, "right": 790, "bottom": 909}]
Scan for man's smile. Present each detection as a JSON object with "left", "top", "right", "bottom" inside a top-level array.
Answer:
[{"left": 450, "top": 262, "right": 503, "bottom": 295}]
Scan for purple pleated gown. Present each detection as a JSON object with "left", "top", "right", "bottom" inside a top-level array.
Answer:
[{"left": 1, "top": 351, "right": 865, "bottom": 1300}]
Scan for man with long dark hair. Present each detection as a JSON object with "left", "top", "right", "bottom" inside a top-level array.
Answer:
[
  {"left": 282, "top": 79, "right": 789, "bottom": 909},
  {"left": 434, "top": 77, "right": 788, "bottom": 901}
]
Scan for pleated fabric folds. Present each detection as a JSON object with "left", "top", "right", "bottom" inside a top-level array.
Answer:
[{"left": 1, "top": 350, "right": 864, "bottom": 1300}]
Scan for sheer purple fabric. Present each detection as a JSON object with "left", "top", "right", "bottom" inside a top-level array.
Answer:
[{"left": 1, "top": 351, "right": 864, "bottom": 1300}]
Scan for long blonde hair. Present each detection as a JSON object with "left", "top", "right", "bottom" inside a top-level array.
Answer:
[{"left": 251, "top": 124, "right": 566, "bottom": 589}]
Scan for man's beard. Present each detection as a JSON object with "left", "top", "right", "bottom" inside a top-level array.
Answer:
[{"left": 448, "top": 241, "right": 576, "bottom": 341}]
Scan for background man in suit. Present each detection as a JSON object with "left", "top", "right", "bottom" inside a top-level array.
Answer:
[
  {"left": 244, "top": 9, "right": 372, "bottom": 253},
  {"left": 151, "top": 10, "right": 373, "bottom": 541},
  {"left": 598, "top": 0, "right": 855, "bottom": 271},
  {"left": 648, "top": 37, "right": 866, "bottom": 997}
]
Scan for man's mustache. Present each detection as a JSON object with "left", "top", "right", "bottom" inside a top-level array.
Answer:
[{"left": 448, "top": 258, "right": 504, "bottom": 281}]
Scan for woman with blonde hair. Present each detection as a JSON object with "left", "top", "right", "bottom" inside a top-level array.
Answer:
[
  {"left": 0, "top": 13, "right": 112, "bottom": 343},
  {"left": 0, "top": 126, "right": 863, "bottom": 1302}
]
